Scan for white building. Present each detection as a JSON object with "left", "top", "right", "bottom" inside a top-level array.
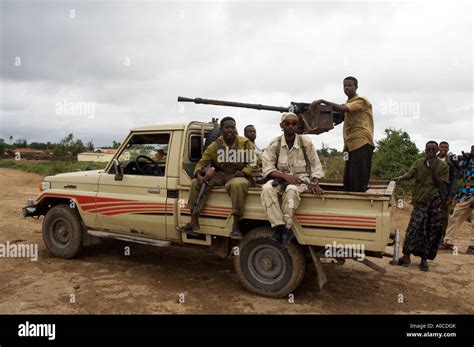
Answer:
[{"left": 77, "top": 148, "right": 116, "bottom": 163}]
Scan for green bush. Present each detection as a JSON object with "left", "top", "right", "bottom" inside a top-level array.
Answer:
[
  {"left": 323, "top": 155, "right": 345, "bottom": 180},
  {"left": 371, "top": 128, "right": 422, "bottom": 199}
]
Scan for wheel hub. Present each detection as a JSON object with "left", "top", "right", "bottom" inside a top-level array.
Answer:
[
  {"left": 52, "top": 220, "right": 71, "bottom": 245},
  {"left": 248, "top": 244, "right": 286, "bottom": 285}
]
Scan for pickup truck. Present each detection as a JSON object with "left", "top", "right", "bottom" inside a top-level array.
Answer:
[{"left": 22, "top": 120, "right": 398, "bottom": 298}]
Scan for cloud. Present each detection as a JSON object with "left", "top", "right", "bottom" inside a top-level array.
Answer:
[{"left": 0, "top": 0, "right": 472, "bottom": 154}]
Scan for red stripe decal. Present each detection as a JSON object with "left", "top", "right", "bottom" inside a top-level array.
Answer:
[
  {"left": 102, "top": 209, "right": 169, "bottom": 216},
  {"left": 96, "top": 207, "right": 168, "bottom": 214},
  {"left": 296, "top": 213, "right": 375, "bottom": 221},
  {"left": 301, "top": 222, "right": 376, "bottom": 228},
  {"left": 296, "top": 218, "right": 376, "bottom": 224},
  {"left": 89, "top": 204, "right": 167, "bottom": 212},
  {"left": 82, "top": 202, "right": 167, "bottom": 211}
]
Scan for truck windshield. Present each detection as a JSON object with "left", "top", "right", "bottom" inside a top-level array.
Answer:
[{"left": 118, "top": 133, "right": 170, "bottom": 163}]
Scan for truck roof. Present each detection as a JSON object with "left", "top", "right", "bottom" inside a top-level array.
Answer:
[{"left": 131, "top": 124, "right": 187, "bottom": 131}]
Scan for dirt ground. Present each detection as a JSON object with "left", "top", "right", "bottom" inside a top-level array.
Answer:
[{"left": 0, "top": 167, "right": 473, "bottom": 314}]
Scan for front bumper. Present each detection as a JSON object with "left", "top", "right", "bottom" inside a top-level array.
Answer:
[{"left": 22, "top": 205, "right": 39, "bottom": 218}]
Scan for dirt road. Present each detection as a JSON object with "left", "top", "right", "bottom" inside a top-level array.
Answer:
[{"left": 0, "top": 167, "right": 473, "bottom": 314}]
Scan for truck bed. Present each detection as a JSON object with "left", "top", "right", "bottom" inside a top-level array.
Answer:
[{"left": 177, "top": 180, "right": 395, "bottom": 254}]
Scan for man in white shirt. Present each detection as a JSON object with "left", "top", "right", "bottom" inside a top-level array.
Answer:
[{"left": 261, "top": 112, "right": 325, "bottom": 249}]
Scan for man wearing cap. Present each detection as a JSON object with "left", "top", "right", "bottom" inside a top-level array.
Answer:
[
  {"left": 310, "top": 76, "right": 374, "bottom": 192},
  {"left": 261, "top": 112, "right": 325, "bottom": 249}
]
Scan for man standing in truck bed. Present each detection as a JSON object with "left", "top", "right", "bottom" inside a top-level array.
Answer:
[
  {"left": 177, "top": 116, "right": 258, "bottom": 239},
  {"left": 261, "top": 112, "right": 325, "bottom": 249},
  {"left": 310, "top": 76, "right": 374, "bottom": 192}
]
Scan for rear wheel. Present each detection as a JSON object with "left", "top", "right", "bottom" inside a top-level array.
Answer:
[
  {"left": 42, "top": 204, "right": 83, "bottom": 259},
  {"left": 233, "top": 226, "right": 306, "bottom": 298}
]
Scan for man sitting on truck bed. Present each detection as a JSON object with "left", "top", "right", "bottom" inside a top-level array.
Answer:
[
  {"left": 178, "top": 116, "right": 258, "bottom": 239},
  {"left": 261, "top": 112, "right": 325, "bottom": 250}
]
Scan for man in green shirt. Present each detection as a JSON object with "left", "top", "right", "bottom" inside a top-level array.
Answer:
[
  {"left": 310, "top": 76, "right": 374, "bottom": 192},
  {"left": 177, "top": 117, "right": 258, "bottom": 239},
  {"left": 395, "top": 141, "right": 449, "bottom": 271}
]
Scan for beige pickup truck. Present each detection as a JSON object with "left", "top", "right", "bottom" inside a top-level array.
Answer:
[{"left": 23, "top": 120, "right": 398, "bottom": 298}]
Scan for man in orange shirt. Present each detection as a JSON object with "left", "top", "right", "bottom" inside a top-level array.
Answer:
[{"left": 311, "top": 76, "right": 374, "bottom": 192}]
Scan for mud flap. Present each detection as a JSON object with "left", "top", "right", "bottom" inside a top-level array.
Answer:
[
  {"left": 308, "top": 246, "right": 327, "bottom": 291},
  {"left": 389, "top": 228, "right": 400, "bottom": 266}
]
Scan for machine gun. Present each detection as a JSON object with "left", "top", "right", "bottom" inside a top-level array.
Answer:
[
  {"left": 193, "top": 162, "right": 213, "bottom": 216},
  {"left": 177, "top": 96, "right": 344, "bottom": 135}
]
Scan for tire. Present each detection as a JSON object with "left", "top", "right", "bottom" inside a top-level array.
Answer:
[
  {"left": 42, "top": 204, "right": 83, "bottom": 259},
  {"left": 233, "top": 226, "right": 306, "bottom": 298}
]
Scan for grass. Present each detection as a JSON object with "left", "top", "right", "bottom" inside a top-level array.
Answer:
[{"left": 0, "top": 159, "right": 106, "bottom": 177}]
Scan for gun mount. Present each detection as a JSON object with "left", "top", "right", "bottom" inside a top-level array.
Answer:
[{"left": 177, "top": 96, "right": 344, "bottom": 135}]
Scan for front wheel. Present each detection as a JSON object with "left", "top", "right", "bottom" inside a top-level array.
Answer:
[
  {"left": 42, "top": 204, "right": 84, "bottom": 259},
  {"left": 233, "top": 226, "right": 306, "bottom": 298}
]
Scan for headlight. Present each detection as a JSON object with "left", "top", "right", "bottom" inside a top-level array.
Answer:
[{"left": 38, "top": 181, "right": 51, "bottom": 191}]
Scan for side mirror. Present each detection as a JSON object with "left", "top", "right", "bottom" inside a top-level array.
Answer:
[{"left": 113, "top": 159, "right": 123, "bottom": 181}]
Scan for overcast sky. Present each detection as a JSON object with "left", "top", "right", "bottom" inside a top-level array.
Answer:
[{"left": 0, "top": 0, "right": 472, "bottom": 154}]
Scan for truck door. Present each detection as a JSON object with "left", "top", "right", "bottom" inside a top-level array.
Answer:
[{"left": 96, "top": 132, "right": 173, "bottom": 239}]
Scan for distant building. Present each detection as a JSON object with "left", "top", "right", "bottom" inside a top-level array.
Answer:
[{"left": 77, "top": 148, "right": 117, "bottom": 163}]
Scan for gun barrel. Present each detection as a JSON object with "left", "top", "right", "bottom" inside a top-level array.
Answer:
[{"left": 178, "top": 96, "right": 289, "bottom": 113}]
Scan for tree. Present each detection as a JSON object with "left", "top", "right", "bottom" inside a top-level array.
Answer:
[
  {"left": 61, "top": 133, "right": 74, "bottom": 147},
  {"left": 9, "top": 136, "right": 13, "bottom": 144},
  {"left": 319, "top": 143, "right": 330, "bottom": 157},
  {"left": 112, "top": 140, "right": 121, "bottom": 149},
  {"left": 70, "top": 139, "right": 86, "bottom": 156},
  {"left": 372, "top": 128, "right": 421, "bottom": 198},
  {"left": 53, "top": 145, "right": 67, "bottom": 157},
  {"left": 319, "top": 142, "right": 341, "bottom": 157},
  {"left": 86, "top": 141, "right": 94, "bottom": 151},
  {"left": 29, "top": 142, "right": 47, "bottom": 150},
  {"left": 329, "top": 148, "right": 343, "bottom": 156},
  {"left": 14, "top": 138, "right": 27, "bottom": 148},
  {"left": 0, "top": 139, "right": 5, "bottom": 156}
]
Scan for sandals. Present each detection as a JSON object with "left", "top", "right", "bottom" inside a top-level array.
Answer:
[
  {"left": 438, "top": 243, "right": 454, "bottom": 251},
  {"left": 280, "top": 230, "right": 294, "bottom": 250},
  {"left": 230, "top": 227, "right": 243, "bottom": 240},
  {"left": 271, "top": 229, "right": 281, "bottom": 242},
  {"left": 420, "top": 260, "right": 429, "bottom": 271},
  {"left": 397, "top": 257, "right": 410, "bottom": 267},
  {"left": 176, "top": 223, "right": 201, "bottom": 237}
]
